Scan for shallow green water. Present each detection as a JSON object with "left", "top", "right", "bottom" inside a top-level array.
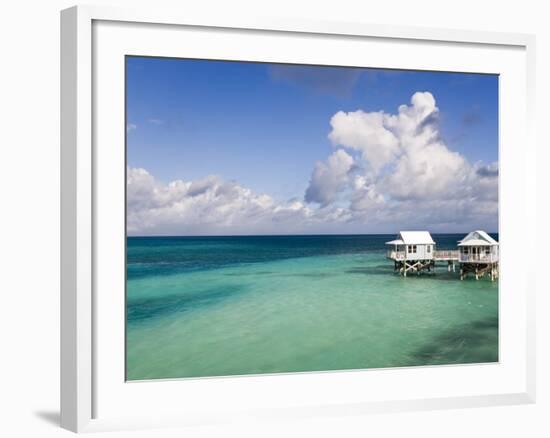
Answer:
[{"left": 126, "top": 235, "right": 498, "bottom": 380}]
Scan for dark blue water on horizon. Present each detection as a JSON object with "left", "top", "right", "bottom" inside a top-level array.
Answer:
[{"left": 127, "top": 233, "right": 499, "bottom": 280}]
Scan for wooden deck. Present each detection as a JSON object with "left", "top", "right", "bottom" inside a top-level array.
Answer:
[
  {"left": 386, "top": 250, "right": 406, "bottom": 261},
  {"left": 433, "top": 250, "right": 459, "bottom": 261},
  {"left": 458, "top": 254, "right": 498, "bottom": 263},
  {"left": 387, "top": 250, "right": 498, "bottom": 263},
  {"left": 386, "top": 250, "right": 460, "bottom": 261}
]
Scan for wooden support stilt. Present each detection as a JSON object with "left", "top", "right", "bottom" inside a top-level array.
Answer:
[
  {"left": 398, "top": 259, "right": 434, "bottom": 277},
  {"left": 458, "top": 262, "right": 497, "bottom": 281}
]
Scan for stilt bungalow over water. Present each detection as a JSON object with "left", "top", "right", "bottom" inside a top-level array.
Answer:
[
  {"left": 386, "top": 230, "right": 499, "bottom": 281},
  {"left": 386, "top": 231, "right": 436, "bottom": 277},
  {"left": 457, "top": 230, "right": 499, "bottom": 281}
]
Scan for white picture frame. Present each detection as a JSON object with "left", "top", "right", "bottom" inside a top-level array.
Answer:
[{"left": 60, "top": 4, "right": 537, "bottom": 433}]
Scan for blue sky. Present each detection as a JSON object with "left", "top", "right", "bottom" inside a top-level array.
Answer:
[{"left": 126, "top": 56, "right": 498, "bottom": 235}]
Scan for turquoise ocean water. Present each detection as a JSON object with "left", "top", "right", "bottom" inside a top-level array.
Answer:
[{"left": 126, "top": 234, "right": 498, "bottom": 380}]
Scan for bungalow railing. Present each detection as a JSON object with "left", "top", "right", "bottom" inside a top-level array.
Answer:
[
  {"left": 459, "top": 253, "right": 498, "bottom": 263},
  {"left": 433, "top": 250, "right": 459, "bottom": 260},
  {"left": 388, "top": 251, "right": 497, "bottom": 263},
  {"left": 386, "top": 250, "right": 406, "bottom": 260}
]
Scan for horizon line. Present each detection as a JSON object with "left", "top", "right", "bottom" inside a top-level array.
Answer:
[{"left": 127, "top": 231, "right": 499, "bottom": 238}]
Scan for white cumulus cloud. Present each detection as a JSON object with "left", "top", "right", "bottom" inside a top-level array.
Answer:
[
  {"left": 304, "top": 149, "right": 354, "bottom": 206},
  {"left": 328, "top": 110, "right": 399, "bottom": 172},
  {"left": 127, "top": 168, "right": 331, "bottom": 235},
  {"left": 128, "top": 91, "right": 498, "bottom": 235},
  {"left": 304, "top": 91, "right": 498, "bottom": 231}
]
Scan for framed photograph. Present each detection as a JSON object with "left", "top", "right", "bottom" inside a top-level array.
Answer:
[{"left": 61, "top": 5, "right": 536, "bottom": 433}]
